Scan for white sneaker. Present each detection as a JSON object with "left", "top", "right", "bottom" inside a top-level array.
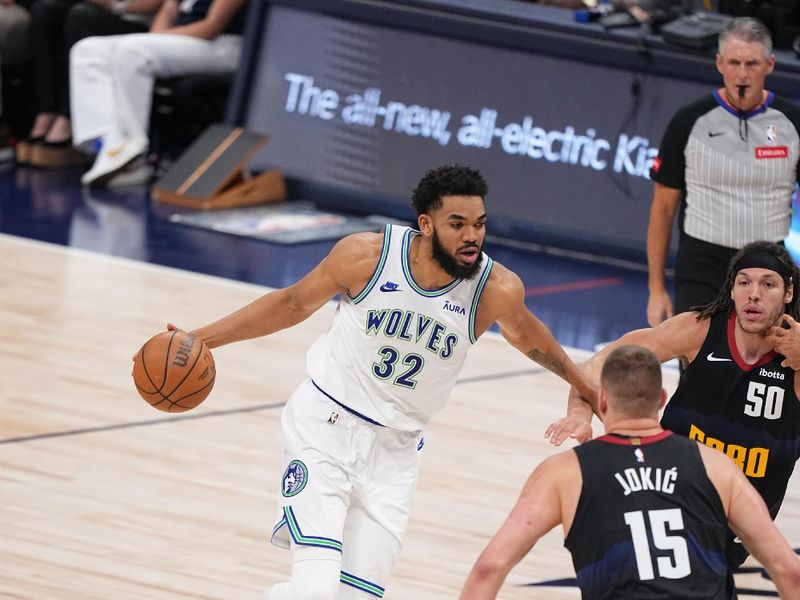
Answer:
[
  {"left": 106, "top": 157, "right": 154, "bottom": 187},
  {"left": 81, "top": 138, "right": 147, "bottom": 186}
]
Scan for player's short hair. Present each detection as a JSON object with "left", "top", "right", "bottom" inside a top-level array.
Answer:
[
  {"left": 411, "top": 165, "right": 488, "bottom": 216},
  {"left": 696, "top": 241, "right": 800, "bottom": 321},
  {"left": 601, "top": 345, "right": 662, "bottom": 417},
  {"left": 718, "top": 17, "right": 773, "bottom": 59}
]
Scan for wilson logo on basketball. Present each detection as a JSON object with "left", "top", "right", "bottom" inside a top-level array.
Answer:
[
  {"left": 173, "top": 334, "right": 196, "bottom": 367},
  {"left": 755, "top": 146, "right": 788, "bottom": 159}
]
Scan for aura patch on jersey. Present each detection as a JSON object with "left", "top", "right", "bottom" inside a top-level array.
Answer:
[{"left": 281, "top": 459, "right": 308, "bottom": 497}]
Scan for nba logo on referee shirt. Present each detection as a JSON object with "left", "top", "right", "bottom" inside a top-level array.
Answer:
[
  {"left": 281, "top": 460, "right": 308, "bottom": 497},
  {"left": 767, "top": 125, "right": 777, "bottom": 145}
]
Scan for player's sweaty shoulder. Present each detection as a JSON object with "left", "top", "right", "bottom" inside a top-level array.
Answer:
[
  {"left": 479, "top": 261, "right": 524, "bottom": 313},
  {"left": 327, "top": 231, "right": 387, "bottom": 287}
]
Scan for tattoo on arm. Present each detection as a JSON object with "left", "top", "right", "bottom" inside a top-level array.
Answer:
[{"left": 527, "top": 348, "right": 567, "bottom": 380}]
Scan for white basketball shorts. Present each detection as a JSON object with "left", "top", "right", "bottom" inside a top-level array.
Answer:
[{"left": 271, "top": 379, "right": 424, "bottom": 597}]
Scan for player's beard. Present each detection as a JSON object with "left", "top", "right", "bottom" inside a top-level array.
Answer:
[
  {"left": 431, "top": 228, "right": 482, "bottom": 280},
  {"left": 736, "top": 304, "right": 786, "bottom": 336}
]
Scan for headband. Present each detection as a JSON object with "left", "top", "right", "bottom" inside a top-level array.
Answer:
[{"left": 733, "top": 250, "right": 792, "bottom": 280}]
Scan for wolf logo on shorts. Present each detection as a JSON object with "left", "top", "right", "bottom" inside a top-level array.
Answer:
[{"left": 282, "top": 460, "right": 308, "bottom": 497}]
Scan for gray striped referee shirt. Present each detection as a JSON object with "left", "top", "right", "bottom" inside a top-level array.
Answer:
[{"left": 650, "top": 91, "right": 800, "bottom": 249}]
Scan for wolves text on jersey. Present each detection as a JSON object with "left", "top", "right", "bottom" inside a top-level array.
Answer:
[{"left": 365, "top": 308, "right": 458, "bottom": 359}]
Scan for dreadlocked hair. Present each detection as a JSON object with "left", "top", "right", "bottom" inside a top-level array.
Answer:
[{"left": 694, "top": 241, "right": 800, "bottom": 322}]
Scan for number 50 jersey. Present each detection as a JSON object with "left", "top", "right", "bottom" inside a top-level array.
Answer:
[
  {"left": 661, "top": 311, "right": 800, "bottom": 525},
  {"left": 306, "top": 224, "right": 493, "bottom": 432}
]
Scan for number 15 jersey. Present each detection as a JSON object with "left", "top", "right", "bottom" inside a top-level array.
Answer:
[
  {"left": 306, "top": 224, "right": 494, "bottom": 432},
  {"left": 566, "top": 432, "right": 733, "bottom": 600}
]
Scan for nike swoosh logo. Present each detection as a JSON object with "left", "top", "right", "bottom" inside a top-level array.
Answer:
[
  {"left": 708, "top": 131, "right": 725, "bottom": 138},
  {"left": 707, "top": 352, "right": 732, "bottom": 362},
  {"left": 106, "top": 144, "right": 126, "bottom": 157},
  {"left": 379, "top": 284, "right": 401, "bottom": 292}
]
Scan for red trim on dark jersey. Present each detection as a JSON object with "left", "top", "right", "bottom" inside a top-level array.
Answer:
[
  {"left": 597, "top": 430, "right": 673, "bottom": 445},
  {"left": 727, "top": 311, "right": 777, "bottom": 370}
]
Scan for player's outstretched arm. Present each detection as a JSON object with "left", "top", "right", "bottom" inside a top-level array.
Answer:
[
  {"left": 545, "top": 388, "right": 595, "bottom": 446},
  {"left": 484, "top": 263, "right": 595, "bottom": 403},
  {"left": 702, "top": 445, "right": 800, "bottom": 598},
  {"left": 459, "top": 453, "right": 570, "bottom": 599},
  {"left": 546, "top": 312, "right": 706, "bottom": 445},
  {"left": 191, "top": 232, "right": 382, "bottom": 349}
]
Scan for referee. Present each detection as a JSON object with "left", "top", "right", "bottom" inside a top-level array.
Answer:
[{"left": 647, "top": 17, "right": 800, "bottom": 327}]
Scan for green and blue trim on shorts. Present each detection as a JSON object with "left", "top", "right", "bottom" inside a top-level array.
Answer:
[
  {"left": 340, "top": 570, "right": 385, "bottom": 598},
  {"left": 272, "top": 506, "right": 343, "bottom": 552}
]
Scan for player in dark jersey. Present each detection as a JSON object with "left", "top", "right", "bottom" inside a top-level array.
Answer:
[
  {"left": 461, "top": 345, "right": 800, "bottom": 599},
  {"left": 548, "top": 241, "right": 800, "bottom": 568}
]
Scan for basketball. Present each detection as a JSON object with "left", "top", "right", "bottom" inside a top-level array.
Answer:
[{"left": 132, "top": 329, "right": 216, "bottom": 412}]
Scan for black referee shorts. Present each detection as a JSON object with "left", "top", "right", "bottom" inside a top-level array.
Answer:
[{"left": 674, "top": 233, "right": 737, "bottom": 315}]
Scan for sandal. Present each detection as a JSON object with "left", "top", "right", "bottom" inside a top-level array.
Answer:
[
  {"left": 16, "top": 136, "right": 44, "bottom": 165},
  {"left": 30, "top": 137, "right": 91, "bottom": 169}
]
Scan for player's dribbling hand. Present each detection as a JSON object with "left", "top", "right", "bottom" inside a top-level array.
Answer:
[
  {"left": 767, "top": 315, "right": 800, "bottom": 369},
  {"left": 545, "top": 416, "right": 593, "bottom": 446}
]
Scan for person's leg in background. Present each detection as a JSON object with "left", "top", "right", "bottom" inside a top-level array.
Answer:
[
  {"left": 0, "top": 0, "right": 31, "bottom": 156},
  {"left": 0, "top": 2, "right": 30, "bottom": 67},
  {"left": 71, "top": 31, "right": 241, "bottom": 185},
  {"left": 49, "top": 1, "right": 148, "bottom": 145},
  {"left": 29, "top": 1, "right": 152, "bottom": 168},
  {"left": 20, "top": 0, "right": 74, "bottom": 161}
]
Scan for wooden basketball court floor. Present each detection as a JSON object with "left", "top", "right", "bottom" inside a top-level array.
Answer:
[{"left": 1, "top": 232, "right": 797, "bottom": 599}]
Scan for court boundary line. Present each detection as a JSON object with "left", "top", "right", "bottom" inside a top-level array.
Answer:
[
  {"left": 0, "top": 367, "right": 565, "bottom": 446},
  {"left": 0, "top": 402, "right": 286, "bottom": 446}
]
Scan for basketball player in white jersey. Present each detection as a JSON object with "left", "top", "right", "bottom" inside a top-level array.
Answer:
[{"left": 187, "top": 165, "right": 596, "bottom": 599}]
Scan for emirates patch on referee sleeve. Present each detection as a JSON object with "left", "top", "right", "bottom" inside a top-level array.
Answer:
[{"left": 755, "top": 146, "right": 788, "bottom": 159}]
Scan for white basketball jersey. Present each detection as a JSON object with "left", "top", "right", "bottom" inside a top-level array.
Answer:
[{"left": 307, "top": 224, "right": 494, "bottom": 431}]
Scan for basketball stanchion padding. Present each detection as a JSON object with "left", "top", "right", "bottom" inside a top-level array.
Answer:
[{"left": 151, "top": 123, "right": 287, "bottom": 210}]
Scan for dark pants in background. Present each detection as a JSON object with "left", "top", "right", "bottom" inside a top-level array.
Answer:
[
  {"left": 674, "top": 233, "right": 738, "bottom": 315},
  {"left": 29, "top": 0, "right": 147, "bottom": 118}
]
